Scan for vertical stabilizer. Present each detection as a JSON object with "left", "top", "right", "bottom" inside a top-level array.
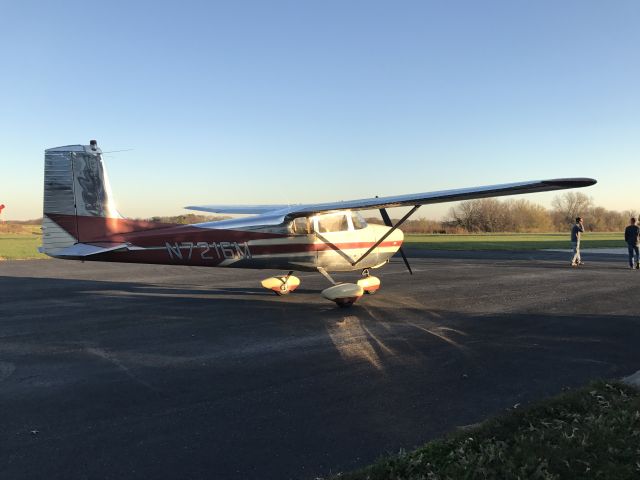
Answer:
[{"left": 42, "top": 141, "right": 122, "bottom": 256}]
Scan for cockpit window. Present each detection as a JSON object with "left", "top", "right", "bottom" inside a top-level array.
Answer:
[
  {"left": 316, "top": 213, "right": 349, "bottom": 233},
  {"left": 351, "top": 211, "right": 368, "bottom": 230}
]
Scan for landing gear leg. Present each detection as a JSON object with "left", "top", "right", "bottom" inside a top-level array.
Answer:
[{"left": 317, "top": 267, "right": 337, "bottom": 285}]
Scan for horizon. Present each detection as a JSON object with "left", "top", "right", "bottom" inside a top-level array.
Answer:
[{"left": 1, "top": 1, "right": 638, "bottom": 221}]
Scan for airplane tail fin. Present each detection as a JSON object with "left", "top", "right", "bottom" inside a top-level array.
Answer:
[{"left": 42, "top": 140, "right": 123, "bottom": 256}]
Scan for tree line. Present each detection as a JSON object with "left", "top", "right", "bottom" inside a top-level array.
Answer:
[
  {"left": 447, "top": 192, "right": 636, "bottom": 233},
  {"left": 366, "top": 192, "right": 636, "bottom": 234}
]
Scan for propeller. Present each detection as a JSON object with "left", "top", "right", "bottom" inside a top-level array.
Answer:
[{"left": 379, "top": 208, "right": 413, "bottom": 275}]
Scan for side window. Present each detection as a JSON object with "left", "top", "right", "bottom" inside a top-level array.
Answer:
[
  {"left": 337, "top": 214, "right": 349, "bottom": 232},
  {"left": 316, "top": 216, "right": 331, "bottom": 233},
  {"left": 351, "top": 212, "right": 368, "bottom": 230},
  {"left": 317, "top": 214, "right": 349, "bottom": 233}
]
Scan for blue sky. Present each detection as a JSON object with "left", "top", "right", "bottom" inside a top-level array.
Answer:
[{"left": 1, "top": 0, "right": 638, "bottom": 220}]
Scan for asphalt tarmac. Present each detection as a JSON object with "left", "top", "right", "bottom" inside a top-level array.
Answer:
[{"left": 1, "top": 251, "right": 639, "bottom": 480}]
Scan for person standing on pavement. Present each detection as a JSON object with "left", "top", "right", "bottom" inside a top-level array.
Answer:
[
  {"left": 570, "top": 217, "right": 585, "bottom": 267},
  {"left": 624, "top": 217, "right": 640, "bottom": 269}
]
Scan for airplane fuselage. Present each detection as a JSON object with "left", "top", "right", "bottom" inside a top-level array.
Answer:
[{"left": 44, "top": 212, "right": 404, "bottom": 273}]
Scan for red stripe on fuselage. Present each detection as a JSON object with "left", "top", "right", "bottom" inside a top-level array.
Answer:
[{"left": 248, "top": 241, "right": 401, "bottom": 255}]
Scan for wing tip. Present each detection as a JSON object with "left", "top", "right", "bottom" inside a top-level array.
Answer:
[{"left": 543, "top": 178, "right": 597, "bottom": 188}]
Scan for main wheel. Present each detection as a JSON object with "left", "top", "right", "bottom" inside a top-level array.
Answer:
[
  {"left": 261, "top": 275, "right": 300, "bottom": 295},
  {"left": 276, "top": 282, "right": 290, "bottom": 296}
]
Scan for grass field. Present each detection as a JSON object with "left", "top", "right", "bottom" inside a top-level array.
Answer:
[
  {"left": 331, "top": 380, "right": 640, "bottom": 480},
  {"left": 405, "top": 232, "right": 624, "bottom": 250},
  {"left": 0, "top": 228, "right": 628, "bottom": 260},
  {"left": 0, "top": 225, "right": 47, "bottom": 260}
]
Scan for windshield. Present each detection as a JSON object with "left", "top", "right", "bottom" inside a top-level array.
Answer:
[{"left": 291, "top": 217, "right": 311, "bottom": 234}]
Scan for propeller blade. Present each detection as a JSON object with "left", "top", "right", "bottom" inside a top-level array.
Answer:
[{"left": 379, "top": 208, "right": 413, "bottom": 275}]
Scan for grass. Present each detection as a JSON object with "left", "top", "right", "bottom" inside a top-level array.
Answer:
[
  {"left": 0, "top": 228, "right": 629, "bottom": 259},
  {"left": 404, "top": 232, "right": 624, "bottom": 251},
  {"left": 0, "top": 224, "right": 48, "bottom": 260},
  {"left": 330, "top": 380, "right": 640, "bottom": 480}
]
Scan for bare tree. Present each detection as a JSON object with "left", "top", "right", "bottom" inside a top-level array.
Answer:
[
  {"left": 450, "top": 198, "right": 509, "bottom": 232},
  {"left": 504, "top": 199, "right": 553, "bottom": 232},
  {"left": 586, "top": 207, "right": 626, "bottom": 232},
  {"left": 449, "top": 203, "right": 477, "bottom": 232},
  {"left": 621, "top": 210, "right": 640, "bottom": 222},
  {"left": 551, "top": 192, "right": 593, "bottom": 229}
]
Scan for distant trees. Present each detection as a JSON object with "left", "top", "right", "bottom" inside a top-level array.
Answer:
[
  {"left": 449, "top": 198, "right": 505, "bottom": 232},
  {"left": 508, "top": 199, "right": 554, "bottom": 232},
  {"left": 549, "top": 192, "right": 636, "bottom": 231},
  {"left": 364, "top": 217, "right": 463, "bottom": 234},
  {"left": 395, "top": 218, "right": 464, "bottom": 234},
  {"left": 5, "top": 217, "right": 43, "bottom": 225},
  {"left": 584, "top": 207, "right": 637, "bottom": 232},
  {"left": 449, "top": 198, "right": 553, "bottom": 232},
  {"left": 447, "top": 193, "right": 637, "bottom": 233}
]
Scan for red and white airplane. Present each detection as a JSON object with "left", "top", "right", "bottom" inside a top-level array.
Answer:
[{"left": 41, "top": 141, "right": 596, "bottom": 306}]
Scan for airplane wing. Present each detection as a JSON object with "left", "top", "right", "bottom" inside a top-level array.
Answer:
[{"left": 186, "top": 178, "right": 596, "bottom": 220}]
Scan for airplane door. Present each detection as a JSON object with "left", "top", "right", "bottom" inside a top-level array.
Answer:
[
  {"left": 314, "top": 212, "right": 378, "bottom": 270},
  {"left": 351, "top": 212, "right": 378, "bottom": 266},
  {"left": 291, "top": 216, "right": 317, "bottom": 269}
]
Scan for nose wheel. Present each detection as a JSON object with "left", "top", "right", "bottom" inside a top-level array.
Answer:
[{"left": 321, "top": 283, "right": 364, "bottom": 307}]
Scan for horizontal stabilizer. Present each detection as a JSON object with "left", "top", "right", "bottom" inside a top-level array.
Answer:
[{"left": 52, "top": 242, "right": 129, "bottom": 257}]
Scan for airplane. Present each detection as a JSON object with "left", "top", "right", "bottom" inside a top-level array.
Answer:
[{"left": 40, "top": 140, "right": 596, "bottom": 307}]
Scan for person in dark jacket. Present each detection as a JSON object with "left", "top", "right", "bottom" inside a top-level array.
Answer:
[
  {"left": 570, "top": 217, "right": 585, "bottom": 266},
  {"left": 624, "top": 217, "right": 640, "bottom": 269}
]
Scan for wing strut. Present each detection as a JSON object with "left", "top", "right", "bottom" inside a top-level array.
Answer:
[
  {"left": 351, "top": 205, "right": 420, "bottom": 267},
  {"left": 379, "top": 208, "right": 413, "bottom": 274}
]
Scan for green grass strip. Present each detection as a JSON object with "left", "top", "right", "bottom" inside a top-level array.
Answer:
[
  {"left": 0, "top": 231, "right": 630, "bottom": 259},
  {"left": 332, "top": 380, "right": 640, "bottom": 480},
  {"left": 405, "top": 233, "right": 624, "bottom": 251},
  {"left": 0, "top": 237, "right": 48, "bottom": 260},
  {"left": 0, "top": 229, "right": 48, "bottom": 260}
]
